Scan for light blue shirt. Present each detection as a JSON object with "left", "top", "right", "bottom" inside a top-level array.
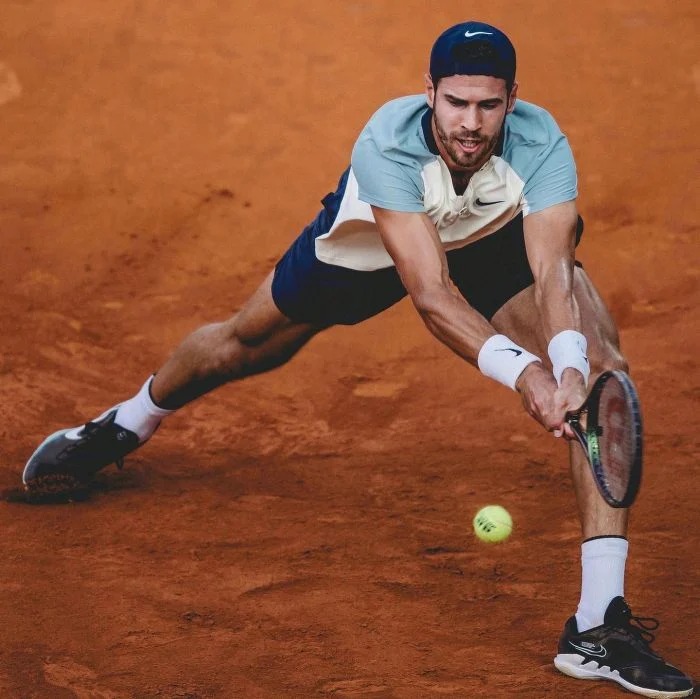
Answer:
[{"left": 314, "top": 95, "right": 577, "bottom": 271}]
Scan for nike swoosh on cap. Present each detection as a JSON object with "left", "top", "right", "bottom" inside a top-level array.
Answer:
[{"left": 464, "top": 31, "right": 493, "bottom": 38}]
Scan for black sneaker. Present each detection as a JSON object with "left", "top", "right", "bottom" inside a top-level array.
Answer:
[
  {"left": 23, "top": 409, "right": 141, "bottom": 492},
  {"left": 554, "top": 596, "right": 694, "bottom": 698}
]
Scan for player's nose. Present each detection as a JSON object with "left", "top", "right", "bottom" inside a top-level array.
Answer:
[{"left": 461, "top": 106, "right": 481, "bottom": 132}]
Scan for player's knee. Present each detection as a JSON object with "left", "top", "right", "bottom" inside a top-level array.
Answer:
[
  {"left": 212, "top": 318, "right": 261, "bottom": 377},
  {"left": 211, "top": 316, "right": 297, "bottom": 379},
  {"left": 183, "top": 319, "right": 250, "bottom": 380}
]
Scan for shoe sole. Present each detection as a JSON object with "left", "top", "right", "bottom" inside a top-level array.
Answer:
[{"left": 554, "top": 653, "right": 694, "bottom": 698}]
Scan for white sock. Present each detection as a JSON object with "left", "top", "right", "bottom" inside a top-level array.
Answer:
[
  {"left": 114, "top": 376, "right": 174, "bottom": 443},
  {"left": 575, "top": 536, "right": 628, "bottom": 632}
]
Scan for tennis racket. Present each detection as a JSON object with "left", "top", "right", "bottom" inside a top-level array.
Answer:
[{"left": 565, "top": 370, "right": 643, "bottom": 508}]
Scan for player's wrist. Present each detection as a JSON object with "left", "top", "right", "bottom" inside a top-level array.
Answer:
[
  {"left": 514, "top": 360, "right": 546, "bottom": 393},
  {"left": 477, "top": 334, "right": 542, "bottom": 391},
  {"left": 548, "top": 330, "right": 590, "bottom": 386},
  {"left": 560, "top": 366, "right": 587, "bottom": 387}
]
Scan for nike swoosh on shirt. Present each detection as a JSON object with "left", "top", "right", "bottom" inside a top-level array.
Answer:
[{"left": 475, "top": 198, "right": 505, "bottom": 206}]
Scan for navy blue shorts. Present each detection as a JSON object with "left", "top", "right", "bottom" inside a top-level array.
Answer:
[{"left": 272, "top": 169, "right": 583, "bottom": 326}]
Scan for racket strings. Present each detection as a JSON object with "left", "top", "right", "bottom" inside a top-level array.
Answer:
[{"left": 597, "top": 380, "right": 635, "bottom": 501}]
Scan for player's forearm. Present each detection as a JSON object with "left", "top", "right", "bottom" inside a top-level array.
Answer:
[
  {"left": 534, "top": 265, "right": 590, "bottom": 386},
  {"left": 533, "top": 264, "right": 581, "bottom": 340},
  {"left": 416, "top": 286, "right": 545, "bottom": 392},
  {"left": 524, "top": 200, "right": 582, "bottom": 340},
  {"left": 413, "top": 285, "right": 495, "bottom": 365}
]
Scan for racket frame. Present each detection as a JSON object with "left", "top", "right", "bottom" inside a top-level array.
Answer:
[{"left": 566, "top": 370, "right": 643, "bottom": 508}]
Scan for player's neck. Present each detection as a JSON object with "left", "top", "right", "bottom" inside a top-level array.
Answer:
[{"left": 450, "top": 170, "right": 473, "bottom": 195}]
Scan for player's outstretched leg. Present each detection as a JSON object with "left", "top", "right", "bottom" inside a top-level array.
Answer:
[
  {"left": 492, "top": 267, "right": 694, "bottom": 698},
  {"left": 22, "top": 272, "right": 321, "bottom": 492}
]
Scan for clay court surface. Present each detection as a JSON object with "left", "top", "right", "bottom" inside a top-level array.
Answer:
[{"left": 1, "top": 1, "right": 698, "bottom": 697}]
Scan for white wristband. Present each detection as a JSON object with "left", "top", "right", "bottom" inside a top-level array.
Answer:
[
  {"left": 477, "top": 334, "right": 542, "bottom": 391},
  {"left": 547, "top": 330, "right": 590, "bottom": 386}
]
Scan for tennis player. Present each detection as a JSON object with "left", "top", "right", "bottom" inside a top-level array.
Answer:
[{"left": 23, "top": 21, "right": 693, "bottom": 697}]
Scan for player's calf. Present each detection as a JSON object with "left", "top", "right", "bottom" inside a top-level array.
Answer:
[{"left": 588, "top": 342, "right": 629, "bottom": 383}]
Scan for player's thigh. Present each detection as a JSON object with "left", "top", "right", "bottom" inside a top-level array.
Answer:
[{"left": 491, "top": 267, "right": 627, "bottom": 377}]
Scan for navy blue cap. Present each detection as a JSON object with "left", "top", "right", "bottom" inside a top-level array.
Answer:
[{"left": 430, "top": 21, "right": 516, "bottom": 86}]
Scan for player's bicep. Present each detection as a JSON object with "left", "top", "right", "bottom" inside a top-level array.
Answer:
[{"left": 371, "top": 206, "right": 449, "bottom": 299}]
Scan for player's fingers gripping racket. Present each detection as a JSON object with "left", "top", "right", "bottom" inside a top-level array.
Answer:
[{"left": 565, "top": 370, "right": 643, "bottom": 508}]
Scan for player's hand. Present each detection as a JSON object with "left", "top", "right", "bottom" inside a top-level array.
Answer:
[
  {"left": 514, "top": 362, "right": 561, "bottom": 433},
  {"left": 552, "top": 367, "right": 588, "bottom": 439}
]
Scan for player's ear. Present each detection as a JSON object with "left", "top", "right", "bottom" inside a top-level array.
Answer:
[
  {"left": 424, "top": 73, "right": 436, "bottom": 108},
  {"left": 507, "top": 81, "right": 518, "bottom": 113}
]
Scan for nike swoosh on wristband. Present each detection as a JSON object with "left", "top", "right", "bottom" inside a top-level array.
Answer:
[
  {"left": 495, "top": 348, "right": 523, "bottom": 357},
  {"left": 464, "top": 31, "right": 493, "bottom": 38},
  {"left": 569, "top": 641, "right": 607, "bottom": 658},
  {"left": 475, "top": 198, "right": 505, "bottom": 206}
]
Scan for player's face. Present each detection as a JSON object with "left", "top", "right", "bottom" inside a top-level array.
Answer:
[{"left": 425, "top": 74, "right": 517, "bottom": 173}]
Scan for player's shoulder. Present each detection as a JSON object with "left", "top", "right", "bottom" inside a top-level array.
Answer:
[
  {"left": 354, "top": 94, "right": 434, "bottom": 163},
  {"left": 351, "top": 94, "right": 431, "bottom": 213},
  {"left": 504, "top": 99, "right": 566, "bottom": 148},
  {"left": 501, "top": 99, "right": 577, "bottom": 210},
  {"left": 501, "top": 98, "right": 575, "bottom": 185}
]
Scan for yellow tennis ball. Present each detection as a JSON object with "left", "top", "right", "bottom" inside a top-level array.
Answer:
[{"left": 473, "top": 505, "right": 513, "bottom": 543}]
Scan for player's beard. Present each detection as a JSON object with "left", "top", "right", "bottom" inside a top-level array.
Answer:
[{"left": 433, "top": 117, "right": 501, "bottom": 172}]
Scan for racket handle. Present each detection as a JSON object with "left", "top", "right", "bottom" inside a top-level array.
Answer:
[{"left": 566, "top": 410, "right": 588, "bottom": 451}]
